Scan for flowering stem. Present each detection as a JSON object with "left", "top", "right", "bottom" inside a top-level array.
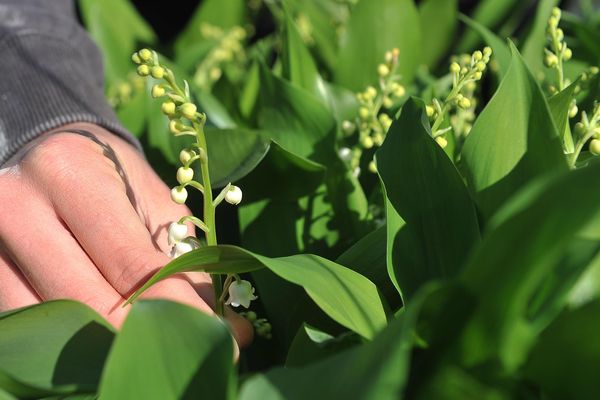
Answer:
[{"left": 192, "top": 120, "right": 224, "bottom": 316}]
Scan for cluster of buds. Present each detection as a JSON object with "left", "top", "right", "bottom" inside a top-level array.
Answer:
[
  {"left": 107, "top": 73, "right": 144, "bottom": 108},
  {"left": 193, "top": 24, "right": 247, "bottom": 90},
  {"left": 133, "top": 48, "right": 252, "bottom": 318},
  {"left": 340, "top": 48, "right": 406, "bottom": 176},
  {"left": 545, "top": 7, "right": 578, "bottom": 118},
  {"left": 571, "top": 103, "right": 600, "bottom": 167},
  {"left": 426, "top": 46, "right": 492, "bottom": 148},
  {"left": 240, "top": 311, "right": 272, "bottom": 339}
]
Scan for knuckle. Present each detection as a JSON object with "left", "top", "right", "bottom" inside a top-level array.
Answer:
[{"left": 111, "top": 245, "right": 166, "bottom": 294}]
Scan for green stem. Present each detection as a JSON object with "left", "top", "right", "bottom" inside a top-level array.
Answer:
[
  {"left": 193, "top": 121, "right": 224, "bottom": 316},
  {"left": 568, "top": 130, "right": 596, "bottom": 169}
]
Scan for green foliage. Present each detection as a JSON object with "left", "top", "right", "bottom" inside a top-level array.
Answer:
[{"left": 3, "top": 1, "right": 600, "bottom": 399}]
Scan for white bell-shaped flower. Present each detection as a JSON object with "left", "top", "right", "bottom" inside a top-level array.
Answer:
[
  {"left": 225, "top": 280, "right": 257, "bottom": 308},
  {"left": 169, "top": 240, "right": 198, "bottom": 259},
  {"left": 168, "top": 222, "right": 188, "bottom": 246},
  {"left": 224, "top": 185, "right": 243, "bottom": 205}
]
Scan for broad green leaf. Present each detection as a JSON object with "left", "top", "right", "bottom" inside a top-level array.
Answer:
[
  {"left": 457, "top": 0, "right": 520, "bottom": 53},
  {"left": 0, "top": 301, "right": 114, "bottom": 398},
  {"left": 280, "top": 5, "right": 329, "bottom": 104},
  {"left": 525, "top": 300, "right": 600, "bottom": 400},
  {"left": 548, "top": 81, "right": 578, "bottom": 153},
  {"left": 461, "top": 43, "right": 566, "bottom": 221},
  {"left": 98, "top": 301, "right": 234, "bottom": 400},
  {"left": 336, "top": 225, "right": 401, "bottom": 309},
  {"left": 456, "top": 160, "right": 600, "bottom": 372},
  {"left": 569, "top": 251, "right": 600, "bottom": 307},
  {"left": 174, "top": 0, "right": 246, "bottom": 59},
  {"left": 116, "top": 88, "right": 146, "bottom": 138},
  {"left": 522, "top": 0, "right": 560, "bottom": 77},
  {"left": 285, "top": 324, "right": 360, "bottom": 367},
  {"left": 335, "top": 0, "right": 421, "bottom": 90},
  {"left": 78, "top": 0, "right": 156, "bottom": 84},
  {"left": 257, "top": 62, "right": 335, "bottom": 161},
  {"left": 205, "top": 128, "right": 270, "bottom": 188},
  {"left": 418, "top": 0, "right": 458, "bottom": 67},
  {"left": 0, "top": 389, "right": 16, "bottom": 400},
  {"left": 239, "top": 284, "right": 435, "bottom": 400},
  {"left": 459, "top": 14, "right": 511, "bottom": 77},
  {"left": 377, "top": 98, "right": 480, "bottom": 300},
  {"left": 129, "top": 246, "right": 386, "bottom": 340}
]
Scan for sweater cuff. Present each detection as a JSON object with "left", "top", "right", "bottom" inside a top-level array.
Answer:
[{"left": 0, "top": 2, "right": 142, "bottom": 165}]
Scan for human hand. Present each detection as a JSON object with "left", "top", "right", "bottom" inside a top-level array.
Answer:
[{"left": 0, "top": 123, "right": 253, "bottom": 347}]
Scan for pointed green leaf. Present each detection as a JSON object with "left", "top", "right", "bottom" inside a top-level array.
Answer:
[
  {"left": 239, "top": 284, "right": 436, "bottom": 400},
  {"left": 98, "top": 301, "right": 234, "bottom": 400},
  {"left": 0, "top": 301, "right": 114, "bottom": 398},
  {"left": 548, "top": 81, "right": 578, "bottom": 153},
  {"left": 522, "top": 0, "right": 560, "bottom": 77},
  {"left": 461, "top": 43, "right": 566, "bottom": 221},
  {"left": 129, "top": 246, "right": 386, "bottom": 340},
  {"left": 377, "top": 98, "right": 481, "bottom": 300}
]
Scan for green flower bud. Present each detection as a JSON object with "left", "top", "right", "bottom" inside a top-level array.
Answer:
[
  {"left": 425, "top": 105, "right": 435, "bottom": 118},
  {"left": 245, "top": 311, "right": 257, "bottom": 322},
  {"left": 365, "top": 86, "right": 377, "bottom": 100},
  {"left": 358, "top": 107, "right": 370, "bottom": 120},
  {"left": 574, "top": 122, "right": 586, "bottom": 136},
  {"left": 551, "top": 7, "right": 561, "bottom": 19},
  {"left": 450, "top": 62, "right": 461, "bottom": 74},
  {"left": 137, "top": 64, "right": 150, "bottom": 76},
  {"left": 435, "top": 136, "right": 448, "bottom": 148},
  {"left": 475, "top": 61, "right": 486, "bottom": 72},
  {"left": 361, "top": 136, "right": 374, "bottom": 149},
  {"left": 377, "top": 63, "right": 390, "bottom": 77},
  {"left": 393, "top": 85, "right": 406, "bottom": 98},
  {"left": 472, "top": 50, "right": 483, "bottom": 62},
  {"left": 590, "top": 139, "right": 600, "bottom": 156},
  {"left": 138, "top": 48, "right": 152, "bottom": 62},
  {"left": 473, "top": 71, "right": 483, "bottom": 80},
  {"left": 162, "top": 100, "right": 176, "bottom": 116},
  {"left": 569, "top": 104, "right": 578, "bottom": 118},
  {"left": 151, "top": 66, "right": 165, "bottom": 79},
  {"left": 563, "top": 47, "right": 572, "bottom": 61},
  {"left": 180, "top": 149, "right": 194, "bottom": 165},
  {"left": 458, "top": 97, "right": 472, "bottom": 109},
  {"left": 180, "top": 103, "right": 197, "bottom": 119},
  {"left": 544, "top": 53, "right": 558, "bottom": 68},
  {"left": 131, "top": 52, "right": 141, "bottom": 64},
  {"left": 382, "top": 96, "right": 393, "bottom": 109},
  {"left": 151, "top": 84, "right": 166, "bottom": 98},
  {"left": 483, "top": 46, "right": 492, "bottom": 58},
  {"left": 368, "top": 160, "right": 377, "bottom": 173}
]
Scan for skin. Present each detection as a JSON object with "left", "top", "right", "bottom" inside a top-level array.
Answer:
[{"left": 0, "top": 122, "right": 253, "bottom": 348}]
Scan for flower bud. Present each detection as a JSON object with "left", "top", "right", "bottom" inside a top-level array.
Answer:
[
  {"left": 590, "top": 139, "right": 600, "bottom": 156},
  {"left": 391, "top": 48, "right": 399, "bottom": 58},
  {"left": 177, "top": 166, "right": 194, "bottom": 184},
  {"left": 162, "top": 100, "right": 176, "bottom": 116},
  {"left": 151, "top": 84, "right": 166, "bottom": 98},
  {"left": 138, "top": 48, "right": 152, "bottom": 62},
  {"left": 131, "top": 52, "right": 141, "bottom": 64},
  {"left": 394, "top": 85, "right": 406, "bottom": 98},
  {"left": 358, "top": 107, "right": 370, "bottom": 120},
  {"left": 226, "top": 280, "right": 258, "bottom": 308},
  {"left": 556, "top": 28, "right": 564, "bottom": 41},
  {"left": 458, "top": 97, "right": 472, "bottom": 109},
  {"left": 475, "top": 61, "right": 486, "bottom": 72},
  {"left": 368, "top": 160, "right": 377, "bottom": 173},
  {"left": 151, "top": 66, "right": 165, "bottom": 79},
  {"left": 180, "top": 149, "right": 194, "bottom": 165},
  {"left": 245, "top": 311, "right": 257, "bottom": 322},
  {"left": 168, "top": 222, "right": 188, "bottom": 246},
  {"left": 360, "top": 136, "right": 374, "bottom": 149},
  {"left": 450, "top": 62, "right": 461, "bottom": 74},
  {"left": 338, "top": 147, "right": 352, "bottom": 162},
  {"left": 426, "top": 105, "right": 435, "bottom": 118},
  {"left": 483, "top": 46, "right": 492, "bottom": 58},
  {"left": 382, "top": 96, "right": 393, "bottom": 109},
  {"left": 551, "top": 7, "right": 561, "bottom": 19},
  {"left": 137, "top": 65, "right": 150, "bottom": 76},
  {"left": 379, "top": 114, "right": 392, "bottom": 131},
  {"left": 365, "top": 86, "right": 377, "bottom": 99},
  {"left": 377, "top": 64, "right": 390, "bottom": 77},
  {"left": 435, "top": 136, "right": 448, "bottom": 148},
  {"left": 473, "top": 71, "right": 483, "bottom": 80},
  {"left": 569, "top": 104, "right": 578, "bottom": 118},
  {"left": 171, "top": 186, "right": 188, "bottom": 204},
  {"left": 225, "top": 185, "right": 243, "bottom": 205},
  {"left": 563, "top": 47, "right": 572, "bottom": 61},
  {"left": 574, "top": 122, "right": 586, "bottom": 136},
  {"left": 180, "top": 103, "right": 197, "bottom": 119},
  {"left": 472, "top": 50, "right": 483, "bottom": 62},
  {"left": 342, "top": 120, "right": 355, "bottom": 135}
]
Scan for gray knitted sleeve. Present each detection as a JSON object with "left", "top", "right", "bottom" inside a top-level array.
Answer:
[{"left": 0, "top": 0, "right": 142, "bottom": 165}]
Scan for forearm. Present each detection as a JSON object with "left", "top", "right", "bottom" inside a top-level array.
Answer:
[{"left": 0, "top": 0, "right": 141, "bottom": 165}]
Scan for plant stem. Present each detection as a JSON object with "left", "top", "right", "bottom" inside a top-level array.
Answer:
[{"left": 193, "top": 120, "right": 224, "bottom": 316}]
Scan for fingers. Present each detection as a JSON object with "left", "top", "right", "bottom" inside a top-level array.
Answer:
[
  {"left": 0, "top": 251, "right": 40, "bottom": 310},
  {"left": 32, "top": 137, "right": 213, "bottom": 316},
  {"left": 0, "top": 194, "right": 129, "bottom": 327}
]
